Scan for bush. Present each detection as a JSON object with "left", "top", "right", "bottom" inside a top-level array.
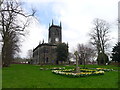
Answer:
[
  {"left": 109, "top": 62, "right": 120, "bottom": 66},
  {"left": 111, "top": 42, "right": 120, "bottom": 62}
]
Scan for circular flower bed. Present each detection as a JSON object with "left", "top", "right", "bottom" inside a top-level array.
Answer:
[
  {"left": 52, "top": 69, "right": 104, "bottom": 77},
  {"left": 96, "top": 68, "right": 113, "bottom": 72},
  {"left": 80, "top": 69, "right": 96, "bottom": 72}
]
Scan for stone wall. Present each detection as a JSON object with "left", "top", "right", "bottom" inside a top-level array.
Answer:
[{"left": 33, "top": 44, "right": 57, "bottom": 65}]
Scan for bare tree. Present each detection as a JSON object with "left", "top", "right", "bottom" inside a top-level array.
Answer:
[
  {"left": 69, "top": 52, "right": 75, "bottom": 60},
  {"left": 0, "top": 0, "right": 35, "bottom": 67},
  {"left": 89, "top": 18, "right": 110, "bottom": 65},
  {"left": 26, "top": 49, "right": 33, "bottom": 64},
  {"left": 27, "top": 49, "right": 33, "bottom": 59},
  {"left": 68, "top": 52, "right": 76, "bottom": 63},
  {"left": 0, "top": 0, "right": 4, "bottom": 6},
  {"left": 77, "top": 43, "right": 96, "bottom": 66}
]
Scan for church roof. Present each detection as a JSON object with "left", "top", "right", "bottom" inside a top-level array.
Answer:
[
  {"left": 49, "top": 25, "right": 61, "bottom": 30},
  {"left": 33, "top": 43, "right": 57, "bottom": 52}
]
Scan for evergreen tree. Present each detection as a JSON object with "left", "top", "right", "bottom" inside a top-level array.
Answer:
[
  {"left": 56, "top": 43, "right": 69, "bottom": 64},
  {"left": 112, "top": 42, "right": 120, "bottom": 62}
]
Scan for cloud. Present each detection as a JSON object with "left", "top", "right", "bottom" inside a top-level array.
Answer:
[
  {"left": 20, "top": 18, "right": 48, "bottom": 57},
  {"left": 20, "top": 0, "right": 118, "bottom": 57},
  {"left": 53, "top": 0, "right": 118, "bottom": 51}
]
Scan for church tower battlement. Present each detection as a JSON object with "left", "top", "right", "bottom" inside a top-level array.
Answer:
[
  {"left": 48, "top": 20, "right": 62, "bottom": 44},
  {"left": 33, "top": 20, "right": 63, "bottom": 65}
]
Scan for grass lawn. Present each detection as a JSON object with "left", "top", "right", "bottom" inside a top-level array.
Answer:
[
  {"left": 2, "top": 64, "right": 119, "bottom": 88},
  {"left": 0, "top": 68, "right": 2, "bottom": 89}
]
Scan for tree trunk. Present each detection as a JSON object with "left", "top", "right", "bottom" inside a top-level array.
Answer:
[{"left": 2, "top": 40, "right": 11, "bottom": 67}]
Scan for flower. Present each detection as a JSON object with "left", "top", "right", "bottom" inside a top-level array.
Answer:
[
  {"left": 99, "top": 71, "right": 104, "bottom": 73},
  {"left": 52, "top": 68, "right": 105, "bottom": 77}
]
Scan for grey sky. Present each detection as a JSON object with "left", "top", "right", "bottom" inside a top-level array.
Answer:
[{"left": 18, "top": 0, "right": 119, "bottom": 58}]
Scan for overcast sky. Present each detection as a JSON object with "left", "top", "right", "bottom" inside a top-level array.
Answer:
[{"left": 19, "top": 0, "right": 119, "bottom": 58}]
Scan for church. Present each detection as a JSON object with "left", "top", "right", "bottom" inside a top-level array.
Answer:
[{"left": 32, "top": 21, "right": 62, "bottom": 65}]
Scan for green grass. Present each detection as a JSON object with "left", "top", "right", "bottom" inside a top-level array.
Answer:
[
  {"left": 79, "top": 64, "right": 119, "bottom": 70},
  {"left": 2, "top": 64, "right": 119, "bottom": 88},
  {"left": 0, "top": 68, "right": 2, "bottom": 89}
]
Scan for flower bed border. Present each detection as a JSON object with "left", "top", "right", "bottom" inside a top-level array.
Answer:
[
  {"left": 52, "top": 69, "right": 104, "bottom": 77},
  {"left": 96, "top": 68, "right": 113, "bottom": 72},
  {"left": 39, "top": 66, "right": 114, "bottom": 77}
]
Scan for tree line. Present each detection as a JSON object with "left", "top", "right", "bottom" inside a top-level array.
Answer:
[
  {"left": 52, "top": 18, "right": 119, "bottom": 66},
  {"left": 69, "top": 18, "right": 119, "bottom": 65}
]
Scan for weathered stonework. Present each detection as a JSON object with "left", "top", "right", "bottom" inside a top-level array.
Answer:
[{"left": 32, "top": 21, "right": 62, "bottom": 65}]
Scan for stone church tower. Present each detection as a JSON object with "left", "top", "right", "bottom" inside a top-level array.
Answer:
[
  {"left": 48, "top": 20, "right": 62, "bottom": 44},
  {"left": 32, "top": 20, "right": 62, "bottom": 65}
]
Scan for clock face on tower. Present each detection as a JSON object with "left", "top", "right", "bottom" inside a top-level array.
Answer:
[
  {"left": 55, "top": 38, "right": 59, "bottom": 42},
  {"left": 48, "top": 23, "right": 62, "bottom": 44}
]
